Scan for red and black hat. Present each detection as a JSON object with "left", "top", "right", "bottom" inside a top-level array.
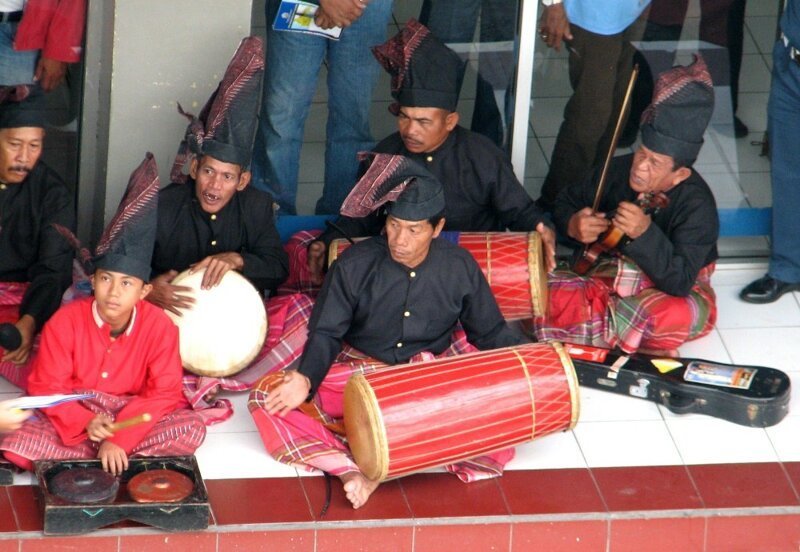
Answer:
[
  {"left": 372, "top": 19, "right": 463, "bottom": 115},
  {"left": 57, "top": 154, "right": 160, "bottom": 282},
  {"left": 340, "top": 153, "right": 445, "bottom": 221},
  {"left": 0, "top": 86, "right": 45, "bottom": 129},
  {"left": 171, "top": 36, "right": 264, "bottom": 182},
  {"left": 92, "top": 153, "right": 160, "bottom": 282},
  {"left": 640, "top": 55, "right": 714, "bottom": 164}
]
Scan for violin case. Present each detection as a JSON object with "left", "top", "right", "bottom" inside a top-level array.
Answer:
[{"left": 564, "top": 343, "right": 791, "bottom": 427}]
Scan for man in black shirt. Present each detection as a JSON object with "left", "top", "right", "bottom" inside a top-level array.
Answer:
[
  {"left": 535, "top": 57, "right": 719, "bottom": 354},
  {"left": 0, "top": 91, "right": 75, "bottom": 388},
  {"left": 250, "top": 155, "right": 529, "bottom": 509},
  {"left": 147, "top": 37, "right": 288, "bottom": 314},
  {"left": 300, "top": 19, "right": 555, "bottom": 287}
]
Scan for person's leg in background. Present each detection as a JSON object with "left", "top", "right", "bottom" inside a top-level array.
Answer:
[
  {"left": 314, "top": 0, "right": 393, "bottom": 215},
  {"left": 251, "top": 0, "right": 327, "bottom": 215}
]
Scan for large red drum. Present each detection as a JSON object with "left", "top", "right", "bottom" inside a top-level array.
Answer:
[
  {"left": 328, "top": 231, "right": 547, "bottom": 320},
  {"left": 343, "top": 342, "right": 579, "bottom": 481}
]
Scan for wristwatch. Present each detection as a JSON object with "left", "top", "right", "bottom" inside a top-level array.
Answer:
[{"left": 542, "top": 0, "right": 563, "bottom": 5}]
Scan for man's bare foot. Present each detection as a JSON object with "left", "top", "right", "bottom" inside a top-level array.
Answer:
[{"left": 340, "top": 471, "right": 379, "bottom": 509}]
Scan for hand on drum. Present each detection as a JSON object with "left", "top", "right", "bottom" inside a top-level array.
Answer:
[
  {"left": 97, "top": 441, "right": 129, "bottom": 475},
  {"left": 148, "top": 271, "right": 195, "bottom": 316},
  {"left": 567, "top": 207, "right": 610, "bottom": 244},
  {"left": 536, "top": 222, "right": 557, "bottom": 273},
  {"left": 190, "top": 253, "right": 245, "bottom": 290},
  {"left": 265, "top": 371, "right": 312, "bottom": 416},
  {"left": 307, "top": 241, "right": 327, "bottom": 285},
  {"left": 87, "top": 414, "right": 116, "bottom": 442}
]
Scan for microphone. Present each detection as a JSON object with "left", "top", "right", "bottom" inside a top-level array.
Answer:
[{"left": 0, "top": 323, "right": 22, "bottom": 351}]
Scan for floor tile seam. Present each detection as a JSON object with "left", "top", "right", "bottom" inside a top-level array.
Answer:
[
  {"left": 657, "top": 411, "right": 708, "bottom": 509},
  {"left": 571, "top": 431, "right": 611, "bottom": 513},
  {"left": 3, "top": 506, "right": 800, "bottom": 540}
]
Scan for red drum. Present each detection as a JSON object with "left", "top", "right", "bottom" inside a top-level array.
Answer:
[
  {"left": 329, "top": 232, "right": 547, "bottom": 319},
  {"left": 343, "top": 342, "right": 579, "bottom": 481}
]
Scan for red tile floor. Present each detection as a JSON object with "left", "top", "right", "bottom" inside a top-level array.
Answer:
[{"left": 1, "top": 462, "right": 799, "bottom": 551}]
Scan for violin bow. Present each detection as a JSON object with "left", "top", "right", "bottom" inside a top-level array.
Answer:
[{"left": 589, "top": 64, "right": 640, "bottom": 213}]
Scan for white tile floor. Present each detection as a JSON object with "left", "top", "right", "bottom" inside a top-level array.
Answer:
[{"left": 4, "top": 263, "right": 795, "bottom": 485}]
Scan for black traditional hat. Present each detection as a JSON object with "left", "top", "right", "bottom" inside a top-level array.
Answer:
[
  {"left": 57, "top": 154, "right": 160, "bottom": 282},
  {"left": 171, "top": 36, "right": 264, "bottom": 183},
  {"left": 340, "top": 153, "right": 444, "bottom": 221},
  {"left": 0, "top": 86, "right": 45, "bottom": 129},
  {"left": 372, "top": 19, "right": 463, "bottom": 115},
  {"left": 92, "top": 153, "right": 160, "bottom": 281},
  {"left": 640, "top": 55, "right": 714, "bottom": 164}
]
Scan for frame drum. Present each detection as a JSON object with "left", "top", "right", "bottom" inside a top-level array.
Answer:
[
  {"left": 329, "top": 232, "right": 547, "bottom": 319},
  {"left": 343, "top": 342, "right": 579, "bottom": 481},
  {"left": 166, "top": 269, "right": 267, "bottom": 377}
]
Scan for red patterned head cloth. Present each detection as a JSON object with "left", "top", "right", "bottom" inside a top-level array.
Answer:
[
  {"left": 372, "top": 19, "right": 463, "bottom": 115},
  {"left": 171, "top": 36, "right": 264, "bottom": 183},
  {"left": 640, "top": 55, "right": 714, "bottom": 164},
  {"left": 340, "top": 153, "right": 444, "bottom": 220},
  {"left": 92, "top": 153, "right": 160, "bottom": 281}
]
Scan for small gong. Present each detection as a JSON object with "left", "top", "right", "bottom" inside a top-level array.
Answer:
[
  {"left": 128, "top": 469, "right": 194, "bottom": 503},
  {"left": 50, "top": 467, "right": 119, "bottom": 504}
]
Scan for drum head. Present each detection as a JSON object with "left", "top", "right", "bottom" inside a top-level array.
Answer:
[
  {"left": 166, "top": 269, "right": 267, "bottom": 377},
  {"left": 128, "top": 469, "right": 194, "bottom": 503},
  {"left": 50, "top": 467, "right": 119, "bottom": 504},
  {"left": 343, "top": 374, "right": 389, "bottom": 481}
]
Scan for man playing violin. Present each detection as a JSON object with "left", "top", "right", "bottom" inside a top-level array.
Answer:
[{"left": 535, "top": 56, "right": 719, "bottom": 355}]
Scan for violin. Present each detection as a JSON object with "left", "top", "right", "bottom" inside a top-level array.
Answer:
[{"left": 572, "top": 192, "right": 669, "bottom": 275}]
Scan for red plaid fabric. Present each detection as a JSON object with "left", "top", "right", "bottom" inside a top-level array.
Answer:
[
  {"left": 535, "top": 259, "right": 717, "bottom": 354},
  {"left": 182, "top": 292, "right": 315, "bottom": 425},
  {"left": 0, "top": 283, "right": 33, "bottom": 389},
  {"left": 277, "top": 230, "right": 324, "bottom": 297},
  {"left": 249, "top": 328, "right": 514, "bottom": 482},
  {"left": 0, "top": 391, "right": 206, "bottom": 469}
]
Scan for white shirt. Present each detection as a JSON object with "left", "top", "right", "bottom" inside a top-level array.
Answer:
[{"left": 0, "top": 0, "right": 25, "bottom": 13}]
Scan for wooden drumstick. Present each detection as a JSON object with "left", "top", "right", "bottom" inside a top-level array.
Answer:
[{"left": 109, "top": 413, "right": 152, "bottom": 432}]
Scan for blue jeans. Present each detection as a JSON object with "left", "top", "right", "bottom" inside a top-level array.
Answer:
[
  {"left": 0, "top": 23, "right": 37, "bottom": 86},
  {"left": 768, "top": 38, "right": 800, "bottom": 283},
  {"left": 251, "top": 0, "right": 393, "bottom": 215}
]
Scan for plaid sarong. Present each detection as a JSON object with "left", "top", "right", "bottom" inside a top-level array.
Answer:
[
  {"left": 0, "top": 282, "right": 34, "bottom": 389},
  {"left": 248, "top": 329, "right": 515, "bottom": 482},
  {"left": 277, "top": 230, "right": 324, "bottom": 297},
  {"left": 0, "top": 391, "right": 206, "bottom": 470},
  {"left": 182, "top": 292, "right": 315, "bottom": 425},
  {"left": 535, "top": 258, "right": 717, "bottom": 354}
]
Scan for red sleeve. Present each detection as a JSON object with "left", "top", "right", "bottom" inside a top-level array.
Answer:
[
  {"left": 15, "top": 0, "right": 87, "bottom": 63},
  {"left": 107, "top": 309, "right": 185, "bottom": 453},
  {"left": 42, "top": 0, "right": 86, "bottom": 62},
  {"left": 27, "top": 306, "right": 95, "bottom": 446}
]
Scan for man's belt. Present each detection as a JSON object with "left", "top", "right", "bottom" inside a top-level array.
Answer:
[{"left": 0, "top": 11, "right": 22, "bottom": 23}]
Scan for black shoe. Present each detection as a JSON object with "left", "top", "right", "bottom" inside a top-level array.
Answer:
[
  {"left": 734, "top": 116, "right": 749, "bottom": 139},
  {"left": 740, "top": 275, "right": 800, "bottom": 304}
]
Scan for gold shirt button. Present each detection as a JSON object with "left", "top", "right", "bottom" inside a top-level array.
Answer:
[
  {"left": 211, "top": 240, "right": 217, "bottom": 246},
  {"left": 0, "top": 184, "right": 6, "bottom": 190},
  {"left": 404, "top": 311, "right": 410, "bottom": 317},
  {"left": 397, "top": 342, "right": 403, "bottom": 348},
  {"left": 210, "top": 214, "right": 217, "bottom": 221},
  {"left": 410, "top": 271, "right": 416, "bottom": 278},
  {"left": 426, "top": 155, "right": 433, "bottom": 162}
]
